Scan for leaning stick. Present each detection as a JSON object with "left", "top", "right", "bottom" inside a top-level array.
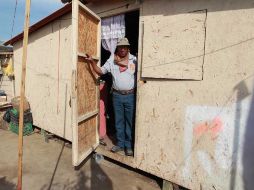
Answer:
[{"left": 17, "top": 0, "right": 31, "bottom": 189}]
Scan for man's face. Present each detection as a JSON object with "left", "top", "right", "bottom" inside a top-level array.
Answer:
[{"left": 117, "top": 46, "right": 129, "bottom": 57}]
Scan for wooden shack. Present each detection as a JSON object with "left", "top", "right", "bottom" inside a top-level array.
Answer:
[{"left": 4, "top": 0, "right": 254, "bottom": 189}]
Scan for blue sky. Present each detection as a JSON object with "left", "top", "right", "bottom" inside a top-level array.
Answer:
[{"left": 0, "top": 0, "right": 64, "bottom": 42}]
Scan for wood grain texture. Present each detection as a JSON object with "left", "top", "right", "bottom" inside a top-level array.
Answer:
[
  {"left": 78, "top": 7, "right": 98, "bottom": 56},
  {"left": 141, "top": 6, "right": 206, "bottom": 80},
  {"left": 78, "top": 116, "right": 97, "bottom": 154},
  {"left": 74, "top": 3, "right": 100, "bottom": 165},
  {"left": 135, "top": 0, "right": 254, "bottom": 189},
  {"left": 18, "top": 0, "right": 31, "bottom": 189},
  {"left": 77, "top": 57, "right": 97, "bottom": 116}
]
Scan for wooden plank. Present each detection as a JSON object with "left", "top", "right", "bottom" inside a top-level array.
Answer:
[
  {"left": 77, "top": 52, "right": 100, "bottom": 79},
  {"left": 78, "top": 116, "right": 97, "bottom": 154},
  {"left": 78, "top": 1, "right": 101, "bottom": 21},
  {"left": 97, "top": 4, "right": 140, "bottom": 18},
  {"left": 86, "top": 0, "right": 140, "bottom": 18},
  {"left": 72, "top": 1, "right": 100, "bottom": 166},
  {"left": 141, "top": 6, "right": 206, "bottom": 80},
  {"left": 78, "top": 7, "right": 99, "bottom": 56},
  {"left": 77, "top": 56, "right": 97, "bottom": 116},
  {"left": 77, "top": 52, "right": 88, "bottom": 58},
  {"left": 17, "top": 0, "right": 31, "bottom": 189},
  {"left": 71, "top": 0, "right": 79, "bottom": 165},
  {"left": 78, "top": 109, "right": 98, "bottom": 123},
  {"left": 96, "top": 135, "right": 137, "bottom": 168},
  {"left": 77, "top": 52, "right": 99, "bottom": 61},
  {"left": 0, "top": 52, "right": 13, "bottom": 55},
  {"left": 134, "top": 8, "right": 144, "bottom": 165}
]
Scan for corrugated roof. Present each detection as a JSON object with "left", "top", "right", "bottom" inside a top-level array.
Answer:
[
  {"left": 4, "top": 3, "right": 72, "bottom": 46},
  {"left": 0, "top": 45, "right": 13, "bottom": 52}
]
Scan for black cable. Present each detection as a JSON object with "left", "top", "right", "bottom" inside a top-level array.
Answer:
[{"left": 11, "top": 0, "right": 19, "bottom": 39}]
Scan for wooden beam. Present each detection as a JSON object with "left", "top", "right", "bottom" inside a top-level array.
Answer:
[
  {"left": 71, "top": 0, "right": 79, "bottom": 166},
  {"left": 77, "top": 52, "right": 99, "bottom": 61},
  {"left": 17, "top": 0, "right": 31, "bottom": 189},
  {"left": 78, "top": 1, "right": 101, "bottom": 21},
  {"left": 77, "top": 110, "right": 98, "bottom": 123},
  {"left": 0, "top": 52, "right": 13, "bottom": 55},
  {"left": 97, "top": 3, "right": 140, "bottom": 18}
]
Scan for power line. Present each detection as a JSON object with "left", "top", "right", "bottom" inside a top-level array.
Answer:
[{"left": 11, "top": 0, "right": 19, "bottom": 39}]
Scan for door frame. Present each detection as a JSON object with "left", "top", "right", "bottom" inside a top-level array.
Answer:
[{"left": 95, "top": 8, "right": 142, "bottom": 167}]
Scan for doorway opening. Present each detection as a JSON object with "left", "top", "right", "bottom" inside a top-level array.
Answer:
[{"left": 98, "top": 10, "right": 140, "bottom": 159}]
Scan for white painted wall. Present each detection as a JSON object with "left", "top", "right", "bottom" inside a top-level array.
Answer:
[{"left": 13, "top": 13, "right": 73, "bottom": 141}]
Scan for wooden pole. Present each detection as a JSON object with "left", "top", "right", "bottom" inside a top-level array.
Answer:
[{"left": 17, "top": 0, "right": 31, "bottom": 189}]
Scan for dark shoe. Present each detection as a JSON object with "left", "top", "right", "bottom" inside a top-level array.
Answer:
[
  {"left": 125, "top": 148, "right": 134, "bottom": 156},
  {"left": 111, "top": 146, "right": 124, "bottom": 153}
]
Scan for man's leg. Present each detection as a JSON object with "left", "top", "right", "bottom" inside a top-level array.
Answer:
[
  {"left": 112, "top": 92, "right": 125, "bottom": 150},
  {"left": 124, "top": 93, "right": 135, "bottom": 153}
]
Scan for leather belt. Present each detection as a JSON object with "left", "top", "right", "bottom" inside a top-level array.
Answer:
[{"left": 113, "top": 88, "right": 135, "bottom": 95}]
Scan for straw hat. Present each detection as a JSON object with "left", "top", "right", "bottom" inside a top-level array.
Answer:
[{"left": 116, "top": 38, "right": 130, "bottom": 46}]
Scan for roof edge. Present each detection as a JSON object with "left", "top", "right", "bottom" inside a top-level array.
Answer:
[{"left": 4, "top": 3, "right": 72, "bottom": 46}]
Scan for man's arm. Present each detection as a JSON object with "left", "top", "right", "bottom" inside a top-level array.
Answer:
[
  {"left": 90, "top": 60, "right": 103, "bottom": 76},
  {"left": 85, "top": 55, "right": 103, "bottom": 76}
]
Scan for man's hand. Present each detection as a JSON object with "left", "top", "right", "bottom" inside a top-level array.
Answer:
[
  {"left": 85, "top": 54, "right": 99, "bottom": 65},
  {"left": 84, "top": 54, "right": 94, "bottom": 63},
  {"left": 85, "top": 54, "right": 103, "bottom": 76}
]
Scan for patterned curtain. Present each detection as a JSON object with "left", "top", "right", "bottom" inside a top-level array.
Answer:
[{"left": 101, "top": 14, "right": 125, "bottom": 54}]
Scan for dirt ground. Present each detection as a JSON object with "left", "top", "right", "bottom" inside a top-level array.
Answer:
[{"left": 0, "top": 128, "right": 161, "bottom": 190}]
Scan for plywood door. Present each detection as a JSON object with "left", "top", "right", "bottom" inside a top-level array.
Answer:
[{"left": 72, "top": 0, "right": 101, "bottom": 166}]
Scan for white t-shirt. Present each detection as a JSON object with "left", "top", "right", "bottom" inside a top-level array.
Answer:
[{"left": 101, "top": 53, "right": 137, "bottom": 91}]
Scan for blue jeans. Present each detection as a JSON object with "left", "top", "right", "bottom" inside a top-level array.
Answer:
[{"left": 112, "top": 92, "right": 135, "bottom": 149}]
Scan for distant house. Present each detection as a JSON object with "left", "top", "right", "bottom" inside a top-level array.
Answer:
[
  {"left": 0, "top": 43, "right": 13, "bottom": 53},
  {"left": 0, "top": 43, "right": 14, "bottom": 101}
]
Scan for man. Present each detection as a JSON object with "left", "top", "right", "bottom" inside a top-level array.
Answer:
[{"left": 86, "top": 38, "right": 136, "bottom": 156}]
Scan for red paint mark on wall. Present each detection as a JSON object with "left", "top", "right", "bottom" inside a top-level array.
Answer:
[{"left": 193, "top": 117, "right": 223, "bottom": 139}]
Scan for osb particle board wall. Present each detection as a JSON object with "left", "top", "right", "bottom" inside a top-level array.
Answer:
[
  {"left": 77, "top": 57, "right": 97, "bottom": 116},
  {"left": 77, "top": 8, "right": 98, "bottom": 116},
  {"left": 141, "top": 9, "right": 207, "bottom": 80},
  {"left": 135, "top": 0, "right": 254, "bottom": 190}
]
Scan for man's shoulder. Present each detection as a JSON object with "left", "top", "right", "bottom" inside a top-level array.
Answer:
[{"left": 129, "top": 54, "right": 137, "bottom": 63}]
